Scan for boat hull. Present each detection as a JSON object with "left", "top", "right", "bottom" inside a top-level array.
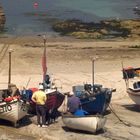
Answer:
[
  {"left": 127, "top": 88, "right": 140, "bottom": 105},
  {"left": 28, "top": 90, "right": 64, "bottom": 113},
  {"left": 0, "top": 100, "right": 27, "bottom": 123},
  {"left": 62, "top": 114, "right": 107, "bottom": 133},
  {"left": 45, "top": 90, "right": 65, "bottom": 110},
  {"left": 73, "top": 85, "right": 112, "bottom": 114},
  {"left": 81, "top": 91, "right": 111, "bottom": 114}
]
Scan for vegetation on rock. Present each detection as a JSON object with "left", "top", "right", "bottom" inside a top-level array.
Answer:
[{"left": 53, "top": 19, "right": 140, "bottom": 39}]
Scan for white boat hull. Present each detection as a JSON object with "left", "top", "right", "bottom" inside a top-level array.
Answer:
[
  {"left": 62, "top": 114, "right": 107, "bottom": 133},
  {"left": 127, "top": 88, "right": 140, "bottom": 105},
  {"left": 0, "top": 100, "right": 27, "bottom": 124}
]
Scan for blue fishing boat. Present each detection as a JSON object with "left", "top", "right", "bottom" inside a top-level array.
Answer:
[
  {"left": 72, "top": 58, "right": 115, "bottom": 115},
  {"left": 73, "top": 84, "right": 113, "bottom": 114}
]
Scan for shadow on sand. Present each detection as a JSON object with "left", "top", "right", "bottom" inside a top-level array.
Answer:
[
  {"left": 121, "top": 104, "right": 140, "bottom": 112},
  {"left": 0, "top": 114, "right": 33, "bottom": 128},
  {"left": 103, "top": 109, "right": 111, "bottom": 116},
  {"left": 62, "top": 126, "right": 106, "bottom": 135}
]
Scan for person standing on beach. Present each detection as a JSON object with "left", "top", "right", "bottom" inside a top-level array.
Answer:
[{"left": 31, "top": 84, "right": 47, "bottom": 128}]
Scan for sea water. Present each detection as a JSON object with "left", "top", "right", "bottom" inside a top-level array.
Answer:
[{"left": 0, "top": 0, "right": 140, "bottom": 36}]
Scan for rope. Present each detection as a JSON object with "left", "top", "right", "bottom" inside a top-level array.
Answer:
[
  {"left": 25, "top": 77, "right": 31, "bottom": 89},
  {"left": 109, "top": 104, "right": 131, "bottom": 127}
]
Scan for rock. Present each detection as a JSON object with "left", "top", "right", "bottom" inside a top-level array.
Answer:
[
  {"left": 0, "top": 5, "right": 6, "bottom": 31},
  {"left": 53, "top": 19, "right": 140, "bottom": 39},
  {"left": 69, "top": 31, "right": 102, "bottom": 39}
]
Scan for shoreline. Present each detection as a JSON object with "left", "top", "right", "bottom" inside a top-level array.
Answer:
[
  {"left": 0, "top": 34, "right": 140, "bottom": 44},
  {"left": 0, "top": 18, "right": 140, "bottom": 43}
]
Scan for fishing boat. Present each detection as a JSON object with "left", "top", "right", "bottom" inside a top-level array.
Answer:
[
  {"left": 27, "top": 75, "right": 64, "bottom": 114},
  {"left": 25, "top": 36, "right": 65, "bottom": 113},
  {"left": 0, "top": 50, "right": 27, "bottom": 127},
  {"left": 41, "top": 36, "right": 65, "bottom": 111},
  {"left": 72, "top": 59, "right": 115, "bottom": 114},
  {"left": 27, "top": 88, "right": 64, "bottom": 114},
  {"left": 0, "top": 95, "right": 27, "bottom": 126},
  {"left": 40, "top": 35, "right": 64, "bottom": 111},
  {"left": 127, "top": 88, "right": 140, "bottom": 105},
  {"left": 26, "top": 74, "right": 64, "bottom": 114},
  {"left": 45, "top": 89, "right": 64, "bottom": 110},
  {"left": 73, "top": 84, "right": 113, "bottom": 114},
  {"left": 62, "top": 114, "right": 107, "bottom": 133},
  {"left": 122, "top": 66, "right": 140, "bottom": 106}
]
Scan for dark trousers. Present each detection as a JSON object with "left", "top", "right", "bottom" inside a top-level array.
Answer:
[{"left": 36, "top": 104, "right": 46, "bottom": 125}]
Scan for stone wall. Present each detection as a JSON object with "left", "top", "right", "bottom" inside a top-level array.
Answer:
[{"left": 0, "top": 5, "right": 6, "bottom": 30}]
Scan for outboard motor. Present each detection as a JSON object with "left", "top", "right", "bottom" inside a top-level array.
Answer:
[
  {"left": 93, "top": 84, "right": 102, "bottom": 94},
  {"left": 84, "top": 84, "right": 92, "bottom": 94},
  {"left": 84, "top": 84, "right": 92, "bottom": 91},
  {"left": 84, "top": 84, "right": 103, "bottom": 95}
]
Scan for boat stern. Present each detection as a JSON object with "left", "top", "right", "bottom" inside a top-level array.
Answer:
[{"left": 96, "top": 116, "right": 107, "bottom": 131}]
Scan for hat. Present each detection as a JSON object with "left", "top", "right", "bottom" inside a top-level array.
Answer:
[
  {"left": 38, "top": 84, "right": 44, "bottom": 90},
  {"left": 69, "top": 91, "right": 74, "bottom": 96}
]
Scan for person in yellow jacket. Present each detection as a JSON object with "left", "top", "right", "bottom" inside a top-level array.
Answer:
[{"left": 32, "top": 84, "right": 47, "bottom": 127}]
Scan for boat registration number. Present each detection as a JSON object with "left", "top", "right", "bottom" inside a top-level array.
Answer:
[{"left": 0, "top": 104, "right": 12, "bottom": 113}]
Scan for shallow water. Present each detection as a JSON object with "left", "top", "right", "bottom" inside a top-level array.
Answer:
[{"left": 0, "top": 0, "right": 140, "bottom": 36}]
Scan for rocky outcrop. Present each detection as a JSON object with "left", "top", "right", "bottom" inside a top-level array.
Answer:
[
  {"left": 53, "top": 19, "right": 140, "bottom": 39},
  {"left": 0, "top": 5, "right": 6, "bottom": 30}
]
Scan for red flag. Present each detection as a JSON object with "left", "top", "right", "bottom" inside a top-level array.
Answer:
[{"left": 42, "top": 46, "right": 47, "bottom": 81}]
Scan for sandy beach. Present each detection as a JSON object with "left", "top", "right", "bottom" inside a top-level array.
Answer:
[{"left": 0, "top": 36, "right": 140, "bottom": 140}]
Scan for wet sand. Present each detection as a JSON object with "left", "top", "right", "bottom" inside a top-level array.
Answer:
[{"left": 0, "top": 37, "right": 140, "bottom": 140}]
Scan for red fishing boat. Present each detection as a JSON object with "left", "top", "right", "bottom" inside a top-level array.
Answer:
[
  {"left": 24, "top": 36, "right": 64, "bottom": 114},
  {"left": 26, "top": 88, "right": 64, "bottom": 114}
]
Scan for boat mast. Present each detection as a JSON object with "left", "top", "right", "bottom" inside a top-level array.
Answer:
[
  {"left": 92, "top": 57, "right": 97, "bottom": 94},
  {"left": 38, "top": 34, "right": 47, "bottom": 82},
  {"left": 8, "top": 49, "right": 13, "bottom": 87},
  {"left": 92, "top": 59, "right": 95, "bottom": 90},
  {"left": 43, "top": 34, "right": 47, "bottom": 82}
]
